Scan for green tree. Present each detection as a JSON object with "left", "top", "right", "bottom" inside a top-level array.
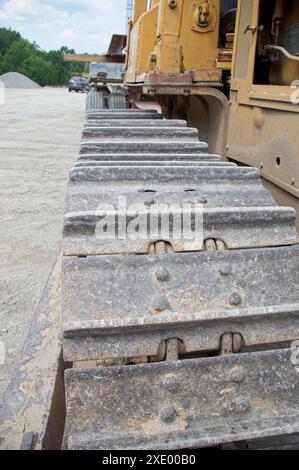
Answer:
[
  {"left": 21, "top": 55, "right": 55, "bottom": 86},
  {"left": 0, "top": 28, "right": 21, "bottom": 55},
  {"left": 46, "top": 50, "right": 69, "bottom": 85},
  {"left": 5, "top": 40, "right": 36, "bottom": 70},
  {"left": 0, "top": 27, "right": 88, "bottom": 86}
]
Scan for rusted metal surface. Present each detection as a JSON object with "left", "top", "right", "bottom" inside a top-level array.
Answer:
[
  {"left": 144, "top": 70, "right": 222, "bottom": 87},
  {"left": 64, "top": 349, "right": 299, "bottom": 449},
  {"left": 63, "top": 53, "right": 125, "bottom": 64},
  {"left": 62, "top": 246, "right": 299, "bottom": 361},
  {"left": 145, "top": 71, "right": 193, "bottom": 86},
  {"left": 191, "top": 68, "right": 222, "bottom": 83}
]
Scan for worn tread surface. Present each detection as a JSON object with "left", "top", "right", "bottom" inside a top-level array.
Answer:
[{"left": 62, "top": 107, "right": 299, "bottom": 450}]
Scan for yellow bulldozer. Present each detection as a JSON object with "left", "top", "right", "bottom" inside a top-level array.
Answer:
[{"left": 1, "top": 0, "right": 299, "bottom": 451}]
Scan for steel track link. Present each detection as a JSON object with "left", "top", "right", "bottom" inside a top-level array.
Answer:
[{"left": 62, "top": 106, "right": 299, "bottom": 450}]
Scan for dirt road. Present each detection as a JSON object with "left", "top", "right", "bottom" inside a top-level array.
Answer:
[{"left": 0, "top": 87, "right": 85, "bottom": 398}]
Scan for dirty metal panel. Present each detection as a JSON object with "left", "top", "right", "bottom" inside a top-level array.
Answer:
[
  {"left": 64, "top": 348, "right": 299, "bottom": 449},
  {"left": 87, "top": 111, "right": 162, "bottom": 121},
  {"left": 83, "top": 119, "right": 188, "bottom": 128},
  {"left": 68, "top": 165, "right": 261, "bottom": 185},
  {"left": 77, "top": 152, "right": 221, "bottom": 162},
  {"left": 63, "top": 206, "right": 297, "bottom": 256},
  {"left": 145, "top": 71, "right": 193, "bottom": 86},
  {"left": 79, "top": 141, "right": 208, "bottom": 154},
  {"left": 65, "top": 186, "right": 275, "bottom": 214},
  {"left": 191, "top": 68, "right": 222, "bottom": 84},
  {"left": 63, "top": 304, "right": 299, "bottom": 363},
  {"left": 62, "top": 246, "right": 299, "bottom": 361},
  {"left": 67, "top": 166, "right": 276, "bottom": 209},
  {"left": 74, "top": 160, "right": 235, "bottom": 167},
  {"left": 81, "top": 126, "right": 199, "bottom": 141}
]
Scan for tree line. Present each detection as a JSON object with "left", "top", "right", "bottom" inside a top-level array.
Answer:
[{"left": 0, "top": 27, "right": 86, "bottom": 86}]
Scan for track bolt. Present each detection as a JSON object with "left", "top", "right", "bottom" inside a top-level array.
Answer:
[
  {"left": 160, "top": 407, "right": 176, "bottom": 423},
  {"left": 231, "top": 368, "right": 245, "bottom": 383},
  {"left": 153, "top": 295, "right": 169, "bottom": 311},
  {"left": 219, "top": 263, "right": 232, "bottom": 276},
  {"left": 236, "top": 397, "right": 251, "bottom": 413},
  {"left": 164, "top": 376, "right": 180, "bottom": 393},
  {"left": 229, "top": 293, "right": 242, "bottom": 306},
  {"left": 155, "top": 266, "right": 170, "bottom": 282}
]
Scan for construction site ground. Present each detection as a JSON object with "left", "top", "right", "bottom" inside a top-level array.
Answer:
[{"left": 0, "top": 87, "right": 85, "bottom": 399}]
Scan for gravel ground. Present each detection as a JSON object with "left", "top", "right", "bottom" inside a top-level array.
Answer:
[{"left": 0, "top": 87, "right": 85, "bottom": 399}]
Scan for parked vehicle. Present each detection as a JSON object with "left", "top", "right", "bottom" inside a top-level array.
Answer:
[{"left": 68, "top": 77, "right": 89, "bottom": 93}]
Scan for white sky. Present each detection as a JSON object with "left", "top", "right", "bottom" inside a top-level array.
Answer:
[{"left": 0, "top": 0, "right": 128, "bottom": 53}]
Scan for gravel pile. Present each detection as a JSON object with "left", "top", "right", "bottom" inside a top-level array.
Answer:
[{"left": 0, "top": 72, "right": 40, "bottom": 89}]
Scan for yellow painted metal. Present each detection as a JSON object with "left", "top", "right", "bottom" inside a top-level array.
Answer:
[
  {"left": 64, "top": 54, "right": 123, "bottom": 64},
  {"left": 125, "top": 0, "right": 222, "bottom": 82},
  {"left": 126, "top": 3, "right": 159, "bottom": 82},
  {"left": 228, "top": 0, "right": 299, "bottom": 227},
  {"left": 132, "top": 0, "right": 148, "bottom": 24},
  {"left": 126, "top": 0, "right": 299, "bottom": 223}
]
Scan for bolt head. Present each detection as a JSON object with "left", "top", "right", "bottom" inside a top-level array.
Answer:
[
  {"left": 160, "top": 407, "right": 176, "bottom": 423},
  {"left": 153, "top": 295, "right": 169, "bottom": 312},
  {"left": 219, "top": 263, "right": 232, "bottom": 276},
  {"left": 236, "top": 397, "right": 251, "bottom": 413},
  {"left": 229, "top": 293, "right": 242, "bottom": 306},
  {"left": 155, "top": 266, "right": 170, "bottom": 282},
  {"left": 231, "top": 368, "right": 245, "bottom": 383},
  {"left": 164, "top": 376, "right": 180, "bottom": 393}
]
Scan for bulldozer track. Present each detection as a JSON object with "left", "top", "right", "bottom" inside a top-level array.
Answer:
[
  {"left": 61, "top": 103, "right": 299, "bottom": 449},
  {"left": 86, "top": 86, "right": 128, "bottom": 112}
]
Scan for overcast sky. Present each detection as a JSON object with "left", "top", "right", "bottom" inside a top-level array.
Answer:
[{"left": 0, "top": 0, "right": 128, "bottom": 53}]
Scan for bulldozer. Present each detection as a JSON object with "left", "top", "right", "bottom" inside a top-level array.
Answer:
[{"left": 1, "top": 0, "right": 299, "bottom": 451}]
